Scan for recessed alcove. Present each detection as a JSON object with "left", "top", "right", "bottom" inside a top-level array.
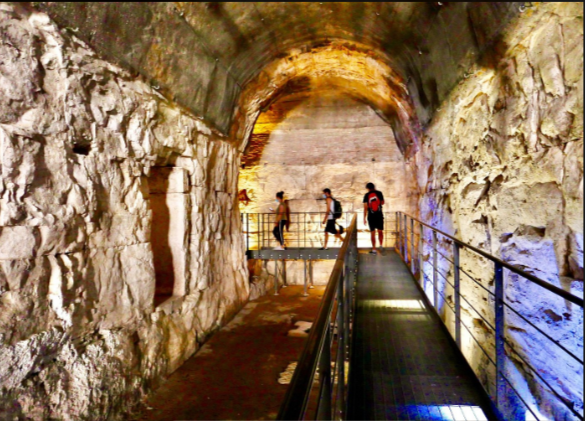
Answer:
[{"left": 149, "top": 166, "right": 188, "bottom": 307}]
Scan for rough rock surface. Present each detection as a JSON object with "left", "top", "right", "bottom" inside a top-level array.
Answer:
[
  {"left": 415, "top": 3, "right": 583, "bottom": 420},
  {"left": 0, "top": 4, "right": 248, "bottom": 420}
]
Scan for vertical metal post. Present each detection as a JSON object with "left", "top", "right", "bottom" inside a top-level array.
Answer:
[
  {"left": 397, "top": 212, "right": 401, "bottom": 254},
  {"left": 316, "top": 327, "right": 332, "bottom": 420},
  {"left": 345, "top": 249, "right": 351, "bottom": 360},
  {"left": 274, "top": 260, "right": 279, "bottom": 296},
  {"left": 410, "top": 217, "right": 415, "bottom": 274},
  {"left": 304, "top": 213, "right": 307, "bottom": 249},
  {"left": 453, "top": 242, "right": 461, "bottom": 348},
  {"left": 419, "top": 222, "right": 424, "bottom": 287},
  {"left": 261, "top": 214, "right": 265, "bottom": 251},
  {"left": 433, "top": 230, "right": 438, "bottom": 309},
  {"left": 403, "top": 214, "right": 408, "bottom": 262},
  {"left": 394, "top": 212, "right": 399, "bottom": 250},
  {"left": 259, "top": 214, "right": 263, "bottom": 258},
  {"left": 336, "top": 275, "right": 345, "bottom": 418},
  {"left": 303, "top": 259, "right": 308, "bottom": 296},
  {"left": 246, "top": 213, "right": 250, "bottom": 251},
  {"left": 495, "top": 262, "right": 505, "bottom": 408}
]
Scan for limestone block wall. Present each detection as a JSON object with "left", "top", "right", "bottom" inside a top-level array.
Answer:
[
  {"left": 239, "top": 92, "right": 418, "bottom": 245},
  {"left": 0, "top": 5, "right": 248, "bottom": 420},
  {"left": 239, "top": 92, "right": 418, "bottom": 292},
  {"left": 414, "top": 3, "right": 583, "bottom": 419}
]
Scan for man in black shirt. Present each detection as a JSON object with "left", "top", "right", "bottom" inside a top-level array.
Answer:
[{"left": 363, "top": 182, "right": 385, "bottom": 255}]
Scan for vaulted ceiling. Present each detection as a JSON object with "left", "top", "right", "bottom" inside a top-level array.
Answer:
[{"left": 37, "top": 2, "right": 522, "bottom": 138}]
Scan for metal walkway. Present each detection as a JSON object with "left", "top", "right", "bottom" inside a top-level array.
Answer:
[
  {"left": 246, "top": 247, "right": 341, "bottom": 260},
  {"left": 347, "top": 251, "right": 495, "bottom": 421}
]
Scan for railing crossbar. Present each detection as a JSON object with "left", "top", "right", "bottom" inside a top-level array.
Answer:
[
  {"left": 503, "top": 301, "right": 583, "bottom": 364},
  {"left": 403, "top": 214, "right": 584, "bottom": 307},
  {"left": 425, "top": 266, "right": 496, "bottom": 333},
  {"left": 502, "top": 339, "right": 584, "bottom": 419},
  {"left": 397, "top": 212, "right": 583, "bottom": 421}
]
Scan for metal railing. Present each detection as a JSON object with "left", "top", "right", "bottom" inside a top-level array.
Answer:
[
  {"left": 396, "top": 212, "right": 584, "bottom": 421},
  {"left": 241, "top": 211, "right": 396, "bottom": 250},
  {"left": 278, "top": 214, "right": 358, "bottom": 420}
]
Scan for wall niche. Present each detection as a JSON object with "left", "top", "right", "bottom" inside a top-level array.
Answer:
[{"left": 149, "top": 166, "right": 189, "bottom": 306}]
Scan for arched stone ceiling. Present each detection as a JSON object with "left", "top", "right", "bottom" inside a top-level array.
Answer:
[
  {"left": 233, "top": 41, "right": 420, "bottom": 156},
  {"left": 37, "top": 2, "right": 523, "bottom": 135}
]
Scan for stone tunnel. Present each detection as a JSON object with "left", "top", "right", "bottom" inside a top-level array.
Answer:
[{"left": 0, "top": 2, "right": 582, "bottom": 420}]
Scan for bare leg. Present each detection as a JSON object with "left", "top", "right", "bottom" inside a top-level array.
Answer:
[
  {"left": 370, "top": 230, "right": 377, "bottom": 250},
  {"left": 378, "top": 230, "right": 384, "bottom": 248},
  {"left": 324, "top": 232, "right": 329, "bottom": 248}
]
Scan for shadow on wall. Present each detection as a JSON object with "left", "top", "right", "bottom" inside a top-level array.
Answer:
[
  {"left": 149, "top": 167, "right": 188, "bottom": 307},
  {"left": 242, "top": 85, "right": 310, "bottom": 169}
]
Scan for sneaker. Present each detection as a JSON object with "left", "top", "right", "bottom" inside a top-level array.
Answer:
[
  {"left": 379, "top": 246, "right": 384, "bottom": 253},
  {"left": 369, "top": 249, "right": 378, "bottom": 255},
  {"left": 274, "top": 246, "right": 285, "bottom": 251},
  {"left": 319, "top": 247, "right": 329, "bottom": 250}
]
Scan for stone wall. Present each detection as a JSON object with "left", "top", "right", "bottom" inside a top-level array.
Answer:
[
  {"left": 414, "top": 3, "right": 583, "bottom": 419},
  {"left": 239, "top": 91, "right": 418, "bottom": 293},
  {"left": 239, "top": 91, "right": 418, "bottom": 247},
  {"left": 0, "top": 4, "right": 248, "bottom": 420}
]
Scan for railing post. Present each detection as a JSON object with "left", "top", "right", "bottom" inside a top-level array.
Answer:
[
  {"left": 394, "top": 212, "right": 398, "bottom": 249},
  {"left": 453, "top": 242, "right": 461, "bottom": 348},
  {"left": 433, "top": 230, "right": 438, "bottom": 308},
  {"left": 261, "top": 214, "right": 264, "bottom": 255},
  {"left": 316, "top": 327, "right": 332, "bottom": 420},
  {"left": 303, "top": 259, "right": 308, "bottom": 297},
  {"left": 336, "top": 274, "right": 345, "bottom": 418},
  {"left": 397, "top": 212, "right": 402, "bottom": 255},
  {"left": 495, "top": 262, "right": 505, "bottom": 409},
  {"left": 400, "top": 214, "right": 408, "bottom": 262},
  {"left": 410, "top": 217, "right": 415, "bottom": 274},
  {"left": 303, "top": 212, "right": 306, "bottom": 249},
  {"left": 274, "top": 260, "right": 279, "bottom": 296},
  {"left": 419, "top": 222, "right": 424, "bottom": 287}
]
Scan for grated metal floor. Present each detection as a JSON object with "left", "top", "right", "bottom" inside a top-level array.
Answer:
[{"left": 347, "top": 250, "right": 496, "bottom": 421}]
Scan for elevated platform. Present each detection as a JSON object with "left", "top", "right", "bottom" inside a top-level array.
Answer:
[
  {"left": 246, "top": 247, "right": 341, "bottom": 260},
  {"left": 348, "top": 251, "right": 495, "bottom": 420}
]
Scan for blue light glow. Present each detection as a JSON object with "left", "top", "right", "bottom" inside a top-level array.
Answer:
[{"left": 403, "top": 405, "right": 488, "bottom": 421}]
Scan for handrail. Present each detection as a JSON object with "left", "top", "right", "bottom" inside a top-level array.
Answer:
[
  {"left": 396, "top": 211, "right": 584, "bottom": 421},
  {"left": 241, "top": 211, "right": 396, "bottom": 251},
  {"left": 278, "top": 214, "right": 358, "bottom": 420},
  {"left": 402, "top": 213, "right": 583, "bottom": 307}
]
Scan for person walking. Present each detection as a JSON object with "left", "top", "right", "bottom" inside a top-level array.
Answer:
[
  {"left": 363, "top": 182, "right": 385, "bottom": 254},
  {"left": 321, "top": 188, "right": 344, "bottom": 250},
  {"left": 272, "top": 191, "right": 288, "bottom": 250}
]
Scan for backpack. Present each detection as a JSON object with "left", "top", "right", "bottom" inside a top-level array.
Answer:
[
  {"left": 285, "top": 200, "right": 291, "bottom": 231},
  {"left": 332, "top": 199, "right": 343, "bottom": 219},
  {"left": 367, "top": 192, "right": 382, "bottom": 213}
]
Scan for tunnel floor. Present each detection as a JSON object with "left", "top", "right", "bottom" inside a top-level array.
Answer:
[
  {"left": 134, "top": 285, "right": 325, "bottom": 421},
  {"left": 348, "top": 251, "right": 495, "bottom": 421}
]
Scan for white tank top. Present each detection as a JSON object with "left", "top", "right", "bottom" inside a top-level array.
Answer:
[{"left": 328, "top": 199, "right": 335, "bottom": 220}]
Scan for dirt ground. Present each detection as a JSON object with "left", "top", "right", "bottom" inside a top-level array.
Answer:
[{"left": 136, "top": 285, "right": 325, "bottom": 421}]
